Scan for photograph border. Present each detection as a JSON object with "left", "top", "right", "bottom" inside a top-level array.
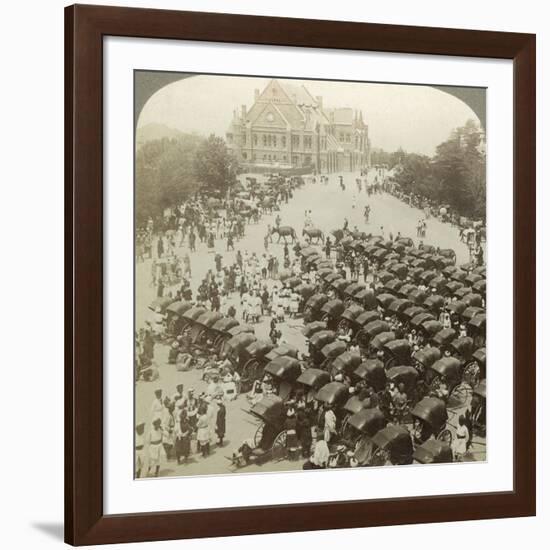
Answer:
[{"left": 65, "top": 4, "right": 536, "bottom": 545}]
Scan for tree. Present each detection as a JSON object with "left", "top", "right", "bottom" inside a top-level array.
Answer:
[
  {"left": 383, "top": 119, "right": 486, "bottom": 219},
  {"left": 193, "top": 134, "right": 239, "bottom": 197},
  {"left": 135, "top": 134, "right": 203, "bottom": 226}
]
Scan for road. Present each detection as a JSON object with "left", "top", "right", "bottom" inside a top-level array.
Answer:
[{"left": 135, "top": 170, "right": 484, "bottom": 478}]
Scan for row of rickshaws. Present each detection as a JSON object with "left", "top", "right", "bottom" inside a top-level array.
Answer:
[{"left": 232, "top": 236, "right": 487, "bottom": 466}]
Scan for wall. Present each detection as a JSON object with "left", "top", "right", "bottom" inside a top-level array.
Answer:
[{"left": 1, "top": 0, "right": 546, "bottom": 548}]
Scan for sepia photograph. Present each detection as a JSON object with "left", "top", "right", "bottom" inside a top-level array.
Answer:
[{"left": 134, "top": 73, "right": 487, "bottom": 479}]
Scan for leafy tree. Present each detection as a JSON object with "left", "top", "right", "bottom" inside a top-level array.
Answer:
[
  {"left": 193, "top": 134, "right": 239, "bottom": 197},
  {"left": 135, "top": 134, "right": 203, "bottom": 226},
  {"left": 384, "top": 119, "right": 486, "bottom": 219}
]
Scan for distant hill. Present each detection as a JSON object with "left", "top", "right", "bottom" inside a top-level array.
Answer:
[{"left": 136, "top": 123, "right": 184, "bottom": 147}]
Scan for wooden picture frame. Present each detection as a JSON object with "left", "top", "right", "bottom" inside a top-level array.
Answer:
[{"left": 65, "top": 4, "right": 536, "bottom": 545}]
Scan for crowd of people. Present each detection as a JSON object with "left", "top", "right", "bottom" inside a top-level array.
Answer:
[{"left": 135, "top": 169, "right": 486, "bottom": 477}]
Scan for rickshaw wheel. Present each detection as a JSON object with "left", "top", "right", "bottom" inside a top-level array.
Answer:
[
  {"left": 448, "top": 382, "right": 472, "bottom": 409},
  {"left": 463, "top": 362, "right": 480, "bottom": 388},
  {"left": 438, "top": 429, "right": 453, "bottom": 446},
  {"left": 385, "top": 356, "right": 397, "bottom": 369},
  {"left": 271, "top": 431, "right": 288, "bottom": 461},
  {"left": 253, "top": 424, "right": 264, "bottom": 448}
]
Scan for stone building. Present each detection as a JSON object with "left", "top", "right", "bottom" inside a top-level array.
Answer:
[{"left": 226, "top": 79, "right": 371, "bottom": 173}]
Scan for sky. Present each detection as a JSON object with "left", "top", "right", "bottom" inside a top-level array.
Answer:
[{"left": 137, "top": 74, "right": 481, "bottom": 156}]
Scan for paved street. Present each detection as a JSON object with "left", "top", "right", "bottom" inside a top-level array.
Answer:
[{"left": 135, "top": 170, "right": 484, "bottom": 478}]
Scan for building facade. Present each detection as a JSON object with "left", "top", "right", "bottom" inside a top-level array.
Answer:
[{"left": 226, "top": 79, "right": 371, "bottom": 173}]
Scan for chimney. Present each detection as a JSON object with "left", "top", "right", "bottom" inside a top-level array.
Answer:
[
  {"left": 241, "top": 105, "right": 246, "bottom": 120},
  {"left": 316, "top": 96, "right": 323, "bottom": 109},
  {"left": 254, "top": 89, "right": 260, "bottom": 101}
]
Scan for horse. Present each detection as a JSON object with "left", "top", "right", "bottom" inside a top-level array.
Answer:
[
  {"left": 302, "top": 227, "right": 325, "bottom": 243},
  {"left": 271, "top": 226, "right": 297, "bottom": 244}
]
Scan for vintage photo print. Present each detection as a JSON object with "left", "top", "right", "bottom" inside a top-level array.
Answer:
[{"left": 134, "top": 72, "right": 486, "bottom": 479}]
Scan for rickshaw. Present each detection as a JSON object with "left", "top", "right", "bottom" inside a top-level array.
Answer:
[
  {"left": 295, "top": 283, "right": 316, "bottom": 309},
  {"left": 226, "top": 332, "right": 257, "bottom": 369},
  {"left": 388, "top": 298, "right": 414, "bottom": 320},
  {"left": 472, "top": 279, "right": 486, "bottom": 296},
  {"left": 303, "top": 293, "right": 329, "bottom": 323},
  {"left": 402, "top": 305, "right": 426, "bottom": 325},
  {"left": 210, "top": 317, "right": 240, "bottom": 351},
  {"left": 461, "top": 306, "right": 484, "bottom": 323},
  {"left": 412, "top": 346, "right": 441, "bottom": 376},
  {"left": 376, "top": 293, "right": 397, "bottom": 312},
  {"left": 370, "top": 331, "right": 397, "bottom": 356},
  {"left": 239, "top": 340, "right": 275, "bottom": 392},
  {"left": 396, "top": 237, "right": 414, "bottom": 247},
  {"left": 343, "top": 282, "right": 366, "bottom": 305},
  {"left": 413, "top": 439, "right": 453, "bottom": 464},
  {"left": 438, "top": 248, "right": 457, "bottom": 265},
  {"left": 454, "top": 287, "right": 472, "bottom": 301},
  {"left": 322, "top": 272, "right": 341, "bottom": 288},
  {"left": 444, "top": 280, "right": 464, "bottom": 297},
  {"left": 427, "top": 275, "right": 447, "bottom": 295},
  {"left": 410, "top": 312, "right": 436, "bottom": 330},
  {"left": 320, "top": 299, "right": 346, "bottom": 329},
  {"left": 463, "top": 347, "right": 486, "bottom": 389},
  {"left": 362, "top": 320, "right": 391, "bottom": 346},
  {"left": 381, "top": 339, "right": 412, "bottom": 368},
  {"left": 385, "top": 366, "right": 420, "bottom": 418},
  {"left": 419, "top": 270, "right": 437, "bottom": 286},
  {"left": 355, "top": 310, "right": 381, "bottom": 328},
  {"left": 319, "top": 340, "right": 348, "bottom": 369},
  {"left": 426, "top": 357, "right": 465, "bottom": 405},
  {"left": 302, "top": 320, "right": 328, "bottom": 339},
  {"left": 383, "top": 278, "right": 404, "bottom": 295},
  {"left": 419, "top": 319, "right": 444, "bottom": 339},
  {"left": 408, "top": 288, "right": 428, "bottom": 306},
  {"left": 371, "top": 424, "right": 414, "bottom": 465},
  {"left": 462, "top": 293, "right": 484, "bottom": 308},
  {"left": 409, "top": 267, "right": 426, "bottom": 283},
  {"left": 180, "top": 306, "right": 207, "bottom": 331},
  {"left": 424, "top": 294, "right": 445, "bottom": 313},
  {"left": 389, "top": 262, "right": 408, "bottom": 280},
  {"left": 343, "top": 408, "right": 389, "bottom": 465},
  {"left": 296, "top": 368, "right": 331, "bottom": 403},
  {"left": 192, "top": 311, "right": 224, "bottom": 348},
  {"left": 308, "top": 330, "right": 337, "bottom": 365},
  {"left": 244, "top": 395, "right": 289, "bottom": 464},
  {"left": 410, "top": 397, "right": 452, "bottom": 445},
  {"left": 445, "top": 301, "right": 468, "bottom": 322},
  {"left": 148, "top": 296, "right": 176, "bottom": 313},
  {"left": 410, "top": 257, "right": 429, "bottom": 271},
  {"left": 471, "top": 379, "right": 486, "bottom": 437},
  {"left": 450, "top": 270, "right": 467, "bottom": 284},
  {"left": 419, "top": 243, "right": 436, "bottom": 254},
  {"left": 449, "top": 336, "right": 475, "bottom": 365},
  {"left": 353, "top": 359, "right": 387, "bottom": 392},
  {"left": 372, "top": 247, "right": 390, "bottom": 263},
  {"left": 465, "top": 273, "right": 483, "bottom": 287},
  {"left": 442, "top": 265, "right": 459, "bottom": 278},
  {"left": 263, "top": 356, "right": 302, "bottom": 401},
  {"left": 315, "top": 381, "right": 351, "bottom": 428},
  {"left": 353, "top": 288, "right": 378, "bottom": 310},
  {"left": 165, "top": 300, "right": 194, "bottom": 336},
  {"left": 399, "top": 283, "right": 418, "bottom": 299},
  {"left": 265, "top": 343, "right": 299, "bottom": 362},
  {"left": 432, "top": 328, "right": 457, "bottom": 350},
  {"left": 330, "top": 351, "right": 362, "bottom": 379},
  {"left": 329, "top": 278, "right": 350, "bottom": 299},
  {"left": 338, "top": 304, "right": 366, "bottom": 332}
]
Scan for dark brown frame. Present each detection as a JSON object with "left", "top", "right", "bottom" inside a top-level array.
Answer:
[{"left": 65, "top": 4, "right": 536, "bottom": 546}]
